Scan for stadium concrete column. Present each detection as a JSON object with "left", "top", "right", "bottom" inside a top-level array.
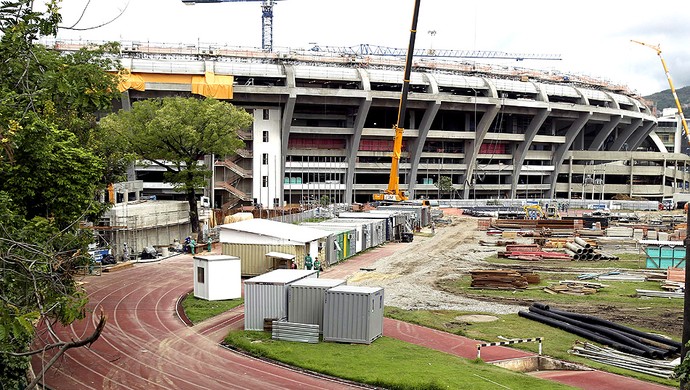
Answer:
[
  {"left": 627, "top": 120, "right": 657, "bottom": 151},
  {"left": 547, "top": 111, "right": 592, "bottom": 198},
  {"left": 121, "top": 90, "right": 131, "bottom": 111},
  {"left": 611, "top": 118, "right": 642, "bottom": 151},
  {"left": 407, "top": 73, "right": 440, "bottom": 200},
  {"left": 510, "top": 82, "right": 550, "bottom": 199},
  {"left": 345, "top": 68, "right": 372, "bottom": 204},
  {"left": 588, "top": 92, "right": 622, "bottom": 151},
  {"left": 462, "top": 78, "right": 500, "bottom": 199},
  {"left": 280, "top": 65, "right": 296, "bottom": 205}
]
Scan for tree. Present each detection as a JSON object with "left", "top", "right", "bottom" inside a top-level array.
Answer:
[
  {"left": 435, "top": 176, "right": 453, "bottom": 199},
  {"left": 0, "top": 1, "right": 121, "bottom": 386},
  {"left": 99, "top": 97, "right": 253, "bottom": 233}
]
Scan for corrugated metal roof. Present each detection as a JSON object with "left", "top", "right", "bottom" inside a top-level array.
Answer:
[
  {"left": 220, "top": 219, "right": 330, "bottom": 243},
  {"left": 245, "top": 269, "right": 318, "bottom": 284}
]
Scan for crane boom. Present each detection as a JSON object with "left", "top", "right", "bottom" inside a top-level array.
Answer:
[
  {"left": 632, "top": 40, "right": 690, "bottom": 148},
  {"left": 181, "top": 0, "right": 280, "bottom": 51},
  {"left": 372, "top": 0, "right": 421, "bottom": 204}
]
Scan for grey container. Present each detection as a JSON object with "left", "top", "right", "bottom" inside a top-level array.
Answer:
[
  {"left": 287, "top": 278, "right": 347, "bottom": 333},
  {"left": 244, "top": 269, "right": 318, "bottom": 331},
  {"left": 323, "top": 285, "right": 384, "bottom": 344}
]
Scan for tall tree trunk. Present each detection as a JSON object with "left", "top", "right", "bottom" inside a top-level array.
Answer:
[{"left": 188, "top": 187, "right": 199, "bottom": 234}]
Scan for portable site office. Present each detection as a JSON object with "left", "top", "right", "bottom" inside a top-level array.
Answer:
[
  {"left": 243, "top": 269, "right": 318, "bottom": 331},
  {"left": 287, "top": 278, "right": 347, "bottom": 333},
  {"left": 323, "top": 285, "right": 384, "bottom": 344},
  {"left": 299, "top": 223, "right": 357, "bottom": 265},
  {"left": 219, "top": 219, "right": 330, "bottom": 276},
  {"left": 331, "top": 218, "right": 386, "bottom": 247},
  {"left": 338, "top": 211, "right": 404, "bottom": 241}
]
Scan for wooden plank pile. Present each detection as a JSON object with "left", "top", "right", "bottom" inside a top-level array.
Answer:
[
  {"left": 544, "top": 280, "right": 606, "bottom": 295},
  {"left": 470, "top": 269, "right": 530, "bottom": 289},
  {"left": 102, "top": 261, "right": 134, "bottom": 273},
  {"left": 498, "top": 243, "right": 572, "bottom": 261}
]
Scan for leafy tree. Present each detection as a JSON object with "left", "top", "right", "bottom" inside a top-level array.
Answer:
[
  {"left": 435, "top": 176, "right": 453, "bottom": 198},
  {"left": 99, "top": 97, "right": 253, "bottom": 233},
  {"left": 0, "top": 1, "right": 120, "bottom": 387}
]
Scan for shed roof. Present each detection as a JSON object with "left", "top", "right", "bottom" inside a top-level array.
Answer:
[
  {"left": 219, "top": 218, "right": 330, "bottom": 243},
  {"left": 265, "top": 251, "right": 295, "bottom": 260},
  {"left": 245, "top": 269, "right": 317, "bottom": 284}
]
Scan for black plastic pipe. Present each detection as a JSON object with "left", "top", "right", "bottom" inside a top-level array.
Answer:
[
  {"left": 528, "top": 306, "right": 665, "bottom": 358},
  {"left": 518, "top": 310, "right": 648, "bottom": 357},
  {"left": 538, "top": 305, "right": 682, "bottom": 351}
]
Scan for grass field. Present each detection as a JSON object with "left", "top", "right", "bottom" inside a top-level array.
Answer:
[
  {"left": 223, "top": 330, "right": 577, "bottom": 390},
  {"left": 180, "top": 293, "right": 243, "bottom": 324}
]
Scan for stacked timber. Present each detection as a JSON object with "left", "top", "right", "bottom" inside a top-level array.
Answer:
[
  {"left": 491, "top": 219, "right": 576, "bottom": 230},
  {"left": 470, "top": 270, "right": 529, "bottom": 289},
  {"left": 498, "top": 243, "right": 571, "bottom": 261},
  {"left": 544, "top": 280, "right": 606, "bottom": 295}
]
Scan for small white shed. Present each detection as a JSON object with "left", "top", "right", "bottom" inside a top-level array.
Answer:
[{"left": 193, "top": 255, "right": 241, "bottom": 301}]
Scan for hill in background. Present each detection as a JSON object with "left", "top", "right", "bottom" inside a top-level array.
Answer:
[{"left": 643, "top": 85, "right": 690, "bottom": 112}]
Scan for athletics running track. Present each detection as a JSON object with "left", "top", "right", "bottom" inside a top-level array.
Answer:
[{"left": 33, "top": 236, "right": 672, "bottom": 389}]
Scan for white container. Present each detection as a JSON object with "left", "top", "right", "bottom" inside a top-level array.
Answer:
[
  {"left": 323, "top": 285, "right": 384, "bottom": 344},
  {"left": 193, "top": 255, "right": 241, "bottom": 301},
  {"left": 243, "top": 269, "right": 318, "bottom": 331},
  {"left": 288, "top": 278, "right": 347, "bottom": 333}
]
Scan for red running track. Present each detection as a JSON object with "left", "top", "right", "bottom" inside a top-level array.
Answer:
[{"left": 32, "top": 255, "right": 361, "bottom": 389}]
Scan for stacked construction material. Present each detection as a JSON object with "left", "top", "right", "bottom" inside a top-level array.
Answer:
[
  {"left": 519, "top": 303, "right": 681, "bottom": 358},
  {"left": 470, "top": 270, "right": 529, "bottom": 289},
  {"left": 499, "top": 243, "right": 572, "bottom": 261},
  {"left": 570, "top": 341, "right": 677, "bottom": 378},
  {"left": 563, "top": 237, "right": 619, "bottom": 261},
  {"left": 544, "top": 280, "right": 607, "bottom": 295}
]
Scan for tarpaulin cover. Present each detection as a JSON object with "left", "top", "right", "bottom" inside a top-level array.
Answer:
[
  {"left": 116, "top": 69, "right": 145, "bottom": 92},
  {"left": 192, "top": 72, "right": 234, "bottom": 99}
]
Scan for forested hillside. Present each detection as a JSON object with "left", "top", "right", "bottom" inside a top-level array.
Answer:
[{"left": 644, "top": 85, "right": 690, "bottom": 111}]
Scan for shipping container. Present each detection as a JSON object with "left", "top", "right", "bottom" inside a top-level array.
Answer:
[
  {"left": 288, "top": 278, "right": 347, "bottom": 333},
  {"left": 243, "top": 269, "right": 318, "bottom": 331},
  {"left": 193, "top": 255, "right": 241, "bottom": 301},
  {"left": 323, "top": 285, "right": 384, "bottom": 344}
]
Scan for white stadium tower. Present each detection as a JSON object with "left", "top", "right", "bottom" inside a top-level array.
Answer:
[{"left": 52, "top": 40, "right": 690, "bottom": 209}]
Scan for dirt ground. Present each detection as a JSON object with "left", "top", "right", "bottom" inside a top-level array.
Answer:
[{"left": 347, "top": 209, "right": 684, "bottom": 337}]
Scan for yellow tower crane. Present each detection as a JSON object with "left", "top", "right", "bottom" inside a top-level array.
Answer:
[{"left": 631, "top": 40, "right": 690, "bottom": 147}]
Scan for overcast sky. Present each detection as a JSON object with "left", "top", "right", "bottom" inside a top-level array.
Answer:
[{"left": 52, "top": 0, "right": 690, "bottom": 96}]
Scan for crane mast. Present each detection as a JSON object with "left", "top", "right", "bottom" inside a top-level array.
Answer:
[
  {"left": 631, "top": 40, "right": 690, "bottom": 148},
  {"left": 182, "top": 0, "right": 279, "bottom": 51},
  {"left": 372, "top": 0, "right": 421, "bottom": 203}
]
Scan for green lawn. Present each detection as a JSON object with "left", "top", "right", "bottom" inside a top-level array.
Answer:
[
  {"left": 223, "top": 330, "right": 576, "bottom": 390},
  {"left": 180, "top": 293, "right": 243, "bottom": 324}
]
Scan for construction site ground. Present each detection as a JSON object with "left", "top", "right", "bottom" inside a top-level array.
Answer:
[
  {"left": 33, "top": 207, "right": 679, "bottom": 389},
  {"left": 341, "top": 208, "right": 684, "bottom": 338}
]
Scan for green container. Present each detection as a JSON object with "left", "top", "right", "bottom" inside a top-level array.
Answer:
[{"left": 644, "top": 246, "right": 686, "bottom": 269}]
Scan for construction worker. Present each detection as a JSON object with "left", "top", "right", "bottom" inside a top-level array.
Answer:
[
  {"left": 314, "top": 257, "right": 321, "bottom": 277},
  {"left": 207, "top": 237, "right": 212, "bottom": 252},
  {"left": 189, "top": 238, "right": 196, "bottom": 255},
  {"left": 304, "top": 253, "right": 313, "bottom": 270}
]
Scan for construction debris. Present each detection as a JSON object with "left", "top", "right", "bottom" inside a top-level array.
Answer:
[
  {"left": 544, "top": 280, "right": 606, "bottom": 295},
  {"left": 569, "top": 341, "right": 677, "bottom": 378},
  {"left": 636, "top": 289, "right": 684, "bottom": 299}
]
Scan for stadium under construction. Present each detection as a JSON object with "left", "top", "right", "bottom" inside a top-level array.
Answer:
[{"left": 52, "top": 40, "right": 690, "bottom": 209}]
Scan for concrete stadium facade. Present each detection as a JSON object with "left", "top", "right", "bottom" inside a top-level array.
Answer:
[{"left": 80, "top": 42, "right": 690, "bottom": 208}]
